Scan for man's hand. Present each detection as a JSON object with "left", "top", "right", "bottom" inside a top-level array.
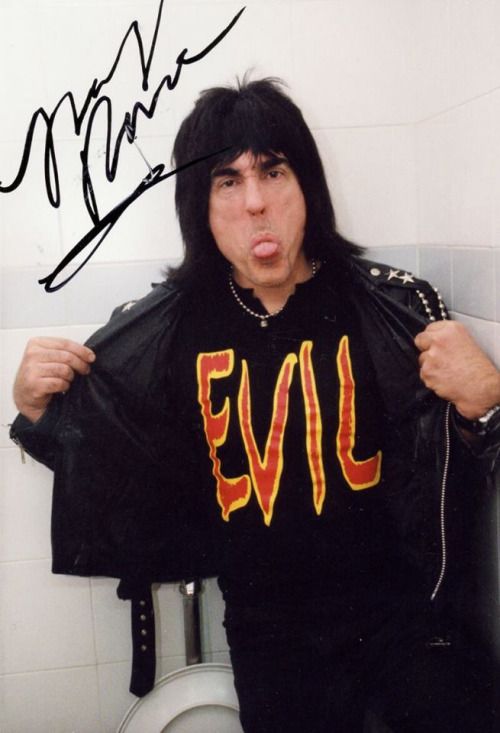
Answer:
[
  {"left": 13, "top": 338, "right": 96, "bottom": 424},
  {"left": 414, "top": 321, "right": 500, "bottom": 420}
]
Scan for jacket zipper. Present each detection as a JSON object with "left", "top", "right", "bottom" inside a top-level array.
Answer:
[
  {"left": 430, "top": 402, "right": 451, "bottom": 601},
  {"left": 10, "top": 429, "right": 26, "bottom": 464}
]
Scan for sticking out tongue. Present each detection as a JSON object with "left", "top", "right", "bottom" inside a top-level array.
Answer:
[{"left": 253, "top": 241, "right": 279, "bottom": 258}]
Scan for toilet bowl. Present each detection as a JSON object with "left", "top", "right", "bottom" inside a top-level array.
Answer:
[{"left": 117, "top": 662, "right": 243, "bottom": 732}]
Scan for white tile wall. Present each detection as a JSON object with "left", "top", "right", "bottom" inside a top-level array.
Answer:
[
  {"left": 496, "top": 249, "right": 500, "bottom": 322},
  {"left": 415, "top": 110, "right": 457, "bottom": 246},
  {"left": 0, "top": 139, "right": 64, "bottom": 270},
  {"left": 97, "top": 661, "right": 141, "bottom": 733},
  {"left": 0, "top": 449, "right": 52, "bottom": 563},
  {"left": 417, "top": 101, "right": 495, "bottom": 248},
  {"left": 1, "top": 268, "right": 70, "bottom": 329},
  {"left": 291, "top": 0, "right": 419, "bottom": 127},
  {"left": 153, "top": 583, "right": 187, "bottom": 661},
  {"left": 495, "top": 322, "right": 500, "bottom": 369},
  {"left": 2, "top": 1, "right": 500, "bottom": 731},
  {"left": 452, "top": 248, "right": 496, "bottom": 320},
  {"left": 412, "top": 0, "right": 449, "bottom": 121},
  {"left": 448, "top": 0, "right": 500, "bottom": 108},
  {"left": 491, "top": 90, "right": 500, "bottom": 249},
  {"left": 418, "top": 246, "right": 452, "bottom": 307},
  {"left": 155, "top": 2, "right": 294, "bottom": 133},
  {"left": 448, "top": 100, "right": 495, "bottom": 248},
  {"left": 0, "top": 666, "right": 101, "bottom": 733},
  {"left": 365, "top": 246, "right": 418, "bottom": 276},
  {"left": 63, "top": 261, "right": 168, "bottom": 326},
  {"left": 451, "top": 312, "right": 498, "bottom": 365},
  {"left": 0, "top": 560, "right": 95, "bottom": 675},
  {"left": 0, "top": 7, "right": 49, "bottom": 145},
  {"left": 52, "top": 137, "right": 181, "bottom": 268},
  {"left": 200, "top": 578, "right": 229, "bottom": 657},
  {"left": 90, "top": 579, "right": 134, "bottom": 666},
  {"left": 317, "top": 126, "right": 417, "bottom": 247}
]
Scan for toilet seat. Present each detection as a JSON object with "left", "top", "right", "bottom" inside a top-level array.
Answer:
[{"left": 117, "top": 662, "right": 242, "bottom": 732}]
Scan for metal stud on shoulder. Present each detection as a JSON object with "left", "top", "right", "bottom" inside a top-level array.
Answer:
[
  {"left": 416, "top": 288, "right": 448, "bottom": 322},
  {"left": 433, "top": 287, "right": 448, "bottom": 320},
  {"left": 121, "top": 301, "right": 136, "bottom": 312}
]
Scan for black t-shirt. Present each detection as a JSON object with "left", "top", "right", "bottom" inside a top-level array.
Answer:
[{"left": 169, "top": 264, "right": 416, "bottom": 616}]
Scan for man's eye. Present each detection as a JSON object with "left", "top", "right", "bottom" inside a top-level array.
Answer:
[
  {"left": 267, "top": 169, "right": 283, "bottom": 179},
  {"left": 220, "top": 179, "right": 236, "bottom": 188}
]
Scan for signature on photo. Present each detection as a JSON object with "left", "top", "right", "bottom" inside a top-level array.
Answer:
[{"left": 0, "top": 1, "right": 245, "bottom": 291}]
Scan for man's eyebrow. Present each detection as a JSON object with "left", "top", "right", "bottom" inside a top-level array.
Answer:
[
  {"left": 211, "top": 155, "right": 290, "bottom": 179},
  {"left": 211, "top": 165, "right": 240, "bottom": 179},
  {"left": 259, "top": 155, "right": 289, "bottom": 171}
]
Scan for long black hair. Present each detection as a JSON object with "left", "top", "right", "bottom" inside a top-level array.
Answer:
[{"left": 168, "top": 76, "right": 363, "bottom": 287}]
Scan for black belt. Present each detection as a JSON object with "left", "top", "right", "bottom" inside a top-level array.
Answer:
[{"left": 117, "top": 579, "right": 156, "bottom": 697}]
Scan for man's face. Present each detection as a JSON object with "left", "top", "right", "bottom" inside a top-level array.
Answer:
[{"left": 208, "top": 151, "right": 308, "bottom": 302}]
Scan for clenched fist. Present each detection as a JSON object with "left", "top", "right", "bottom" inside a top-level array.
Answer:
[
  {"left": 414, "top": 321, "right": 500, "bottom": 420},
  {"left": 13, "top": 337, "right": 96, "bottom": 424}
]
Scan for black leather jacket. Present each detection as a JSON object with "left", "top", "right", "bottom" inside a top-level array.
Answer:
[{"left": 10, "top": 257, "right": 500, "bottom": 695}]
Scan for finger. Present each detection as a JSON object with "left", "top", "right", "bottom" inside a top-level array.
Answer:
[
  {"left": 414, "top": 331, "right": 432, "bottom": 352},
  {"left": 29, "top": 348, "right": 92, "bottom": 375},
  {"left": 27, "top": 376, "right": 74, "bottom": 403},
  {"left": 422, "top": 320, "right": 447, "bottom": 333},
  {"left": 419, "top": 361, "right": 432, "bottom": 383},
  {"left": 36, "top": 362, "right": 78, "bottom": 383},
  {"left": 418, "top": 364, "right": 439, "bottom": 392},
  {"left": 29, "top": 338, "right": 95, "bottom": 363},
  {"left": 414, "top": 320, "right": 450, "bottom": 350},
  {"left": 38, "top": 377, "right": 74, "bottom": 395}
]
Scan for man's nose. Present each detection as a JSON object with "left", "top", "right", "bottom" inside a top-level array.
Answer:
[{"left": 244, "top": 177, "right": 266, "bottom": 214}]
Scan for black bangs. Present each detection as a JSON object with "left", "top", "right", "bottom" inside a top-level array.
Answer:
[
  {"left": 168, "top": 77, "right": 364, "bottom": 289},
  {"left": 173, "top": 78, "right": 305, "bottom": 174}
]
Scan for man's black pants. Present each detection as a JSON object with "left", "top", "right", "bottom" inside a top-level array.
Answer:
[{"left": 226, "top": 601, "right": 498, "bottom": 732}]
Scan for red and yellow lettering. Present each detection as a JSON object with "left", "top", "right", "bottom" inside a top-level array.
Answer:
[
  {"left": 238, "top": 354, "right": 297, "bottom": 526},
  {"left": 197, "top": 351, "right": 251, "bottom": 520},
  {"left": 299, "top": 341, "right": 326, "bottom": 514},
  {"left": 336, "top": 335, "right": 382, "bottom": 490}
]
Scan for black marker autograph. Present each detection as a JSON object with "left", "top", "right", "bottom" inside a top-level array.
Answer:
[{"left": 0, "top": 2, "right": 244, "bottom": 291}]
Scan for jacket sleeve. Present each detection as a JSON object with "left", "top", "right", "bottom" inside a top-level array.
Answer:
[
  {"left": 412, "top": 285, "right": 500, "bottom": 473},
  {"left": 361, "top": 259, "right": 500, "bottom": 475},
  {"left": 8, "top": 295, "right": 151, "bottom": 469},
  {"left": 450, "top": 406, "right": 500, "bottom": 474},
  {"left": 10, "top": 282, "right": 217, "bottom": 583},
  {"left": 9, "top": 409, "right": 60, "bottom": 470},
  {"left": 405, "top": 275, "right": 500, "bottom": 472}
]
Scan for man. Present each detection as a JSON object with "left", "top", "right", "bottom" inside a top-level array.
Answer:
[{"left": 11, "top": 79, "right": 500, "bottom": 731}]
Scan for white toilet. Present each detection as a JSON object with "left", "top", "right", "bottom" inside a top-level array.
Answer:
[
  {"left": 117, "top": 581, "right": 243, "bottom": 732},
  {"left": 117, "top": 662, "right": 242, "bottom": 732}
]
